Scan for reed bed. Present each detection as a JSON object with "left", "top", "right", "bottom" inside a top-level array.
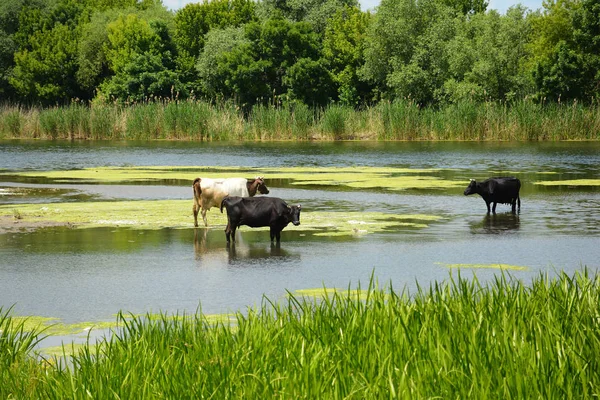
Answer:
[
  {"left": 1, "top": 99, "right": 599, "bottom": 141},
  {"left": 2, "top": 270, "right": 599, "bottom": 398}
]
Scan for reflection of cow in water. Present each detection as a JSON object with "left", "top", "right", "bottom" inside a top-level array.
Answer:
[
  {"left": 470, "top": 213, "right": 520, "bottom": 234},
  {"left": 194, "top": 229, "right": 295, "bottom": 264},
  {"left": 464, "top": 177, "right": 521, "bottom": 214},
  {"left": 220, "top": 196, "right": 301, "bottom": 243}
]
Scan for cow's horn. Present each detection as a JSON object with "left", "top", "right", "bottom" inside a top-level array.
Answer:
[{"left": 470, "top": 179, "right": 475, "bottom": 182}]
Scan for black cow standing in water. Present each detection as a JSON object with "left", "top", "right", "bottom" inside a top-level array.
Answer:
[
  {"left": 464, "top": 177, "right": 521, "bottom": 214},
  {"left": 220, "top": 196, "right": 301, "bottom": 243}
]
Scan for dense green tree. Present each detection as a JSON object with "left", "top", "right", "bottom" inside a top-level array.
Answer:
[
  {"left": 528, "top": 0, "right": 599, "bottom": 101},
  {"left": 76, "top": 3, "right": 173, "bottom": 99},
  {"left": 196, "top": 27, "right": 249, "bottom": 98},
  {"left": 442, "top": 7, "right": 532, "bottom": 103},
  {"left": 0, "top": 30, "right": 17, "bottom": 98},
  {"left": 361, "top": 0, "right": 457, "bottom": 103},
  {"left": 322, "top": 5, "right": 373, "bottom": 105},
  {"left": 98, "top": 52, "right": 186, "bottom": 102},
  {"left": 99, "top": 12, "right": 182, "bottom": 102},
  {"left": 174, "top": 0, "right": 256, "bottom": 57},
  {"left": 256, "top": 0, "right": 359, "bottom": 34},
  {"left": 284, "top": 57, "right": 334, "bottom": 106},
  {"left": 196, "top": 16, "right": 324, "bottom": 107},
  {"left": 441, "top": 0, "right": 487, "bottom": 14},
  {"left": 360, "top": 0, "right": 430, "bottom": 97},
  {"left": 173, "top": 0, "right": 255, "bottom": 94},
  {"left": 10, "top": 22, "right": 80, "bottom": 102}
]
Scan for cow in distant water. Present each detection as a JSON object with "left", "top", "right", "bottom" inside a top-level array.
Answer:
[
  {"left": 220, "top": 196, "right": 301, "bottom": 243},
  {"left": 464, "top": 177, "right": 521, "bottom": 214}
]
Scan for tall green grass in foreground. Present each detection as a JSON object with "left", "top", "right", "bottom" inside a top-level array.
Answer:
[
  {"left": 1, "top": 99, "right": 599, "bottom": 140},
  {"left": 2, "top": 270, "right": 599, "bottom": 398}
]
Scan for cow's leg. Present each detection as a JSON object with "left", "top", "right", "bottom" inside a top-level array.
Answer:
[
  {"left": 517, "top": 196, "right": 521, "bottom": 212},
  {"left": 511, "top": 199, "right": 516, "bottom": 213},
  {"left": 491, "top": 202, "right": 497, "bottom": 214},
  {"left": 224, "top": 220, "right": 231, "bottom": 242},
  {"left": 193, "top": 203, "right": 199, "bottom": 227},
  {"left": 201, "top": 208, "right": 208, "bottom": 227},
  {"left": 230, "top": 225, "right": 237, "bottom": 243},
  {"left": 485, "top": 201, "right": 491, "bottom": 214},
  {"left": 270, "top": 227, "right": 279, "bottom": 242},
  {"left": 275, "top": 230, "right": 282, "bottom": 243}
]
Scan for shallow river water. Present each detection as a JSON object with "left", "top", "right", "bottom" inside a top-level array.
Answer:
[{"left": 1, "top": 140, "right": 599, "bottom": 327}]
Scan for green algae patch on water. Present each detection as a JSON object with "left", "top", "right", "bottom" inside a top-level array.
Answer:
[
  {"left": 128, "top": 312, "right": 237, "bottom": 326},
  {"left": 5, "top": 165, "right": 463, "bottom": 192},
  {"left": 41, "top": 343, "right": 95, "bottom": 358},
  {"left": 8, "top": 315, "right": 60, "bottom": 333},
  {"left": 302, "top": 211, "right": 443, "bottom": 237},
  {"left": 2, "top": 200, "right": 442, "bottom": 236},
  {"left": 293, "top": 288, "right": 369, "bottom": 300},
  {"left": 7, "top": 166, "right": 254, "bottom": 184},
  {"left": 534, "top": 179, "right": 600, "bottom": 187},
  {"left": 7, "top": 315, "right": 118, "bottom": 336},
  {"left": 1, "top": 199, "right": 214, "bottom": 230},
  {"left": 436, "top": 262, "right": 529, "bottom": 271}
]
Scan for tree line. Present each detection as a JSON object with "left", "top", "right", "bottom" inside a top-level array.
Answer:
[{"left": 0, "top": 0, "right": 598, "bottom": 110}]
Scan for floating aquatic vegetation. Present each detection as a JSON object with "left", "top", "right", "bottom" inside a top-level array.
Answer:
[
  {"left": 7, "top": 315, "right": 118, "bottom": 336},
  {"left": 302, "top": 211, "right": 442, "bottom": 237},
  {"left": 0, "top": 201, "right": 442, "bottom": 237},
  {"left": 41, "top": 343, "right": 94, "bottom": 357},
  {"left": 436, "top": 262, "right": 529, "bottom": 271},
  {"left": 3, "top": 165, "right": 462, "bottom": 192},
  {"left": 534, "top": 179, "right": 600, "bottom": 187},
  {"left": 293, "top": 288, "right": 369, "bottom": 300}
]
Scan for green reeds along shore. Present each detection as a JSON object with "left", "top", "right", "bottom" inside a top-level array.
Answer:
[
  {"left": 1, "top": 99, "right": 599, "bottom": 141},
  {"left": 2, "top": 270, "right": 599, "bottom": 397}
]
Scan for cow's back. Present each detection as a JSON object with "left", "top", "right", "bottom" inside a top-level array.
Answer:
[
  {"left": 221, "top": 178, "right": 250, "bottom": 198},
  {"left": 485, "top": 177, "right": 521, "bottom": 202},
  {"left": 227, "top": 197, "right": 285, "bottom": 227}
]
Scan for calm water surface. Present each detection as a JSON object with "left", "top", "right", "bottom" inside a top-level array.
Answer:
[{"left": 1, "top": 140, "right": 599, "bottom": 325}]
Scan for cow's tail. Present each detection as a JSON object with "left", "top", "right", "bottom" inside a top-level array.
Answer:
[
  {"left": 193, "top": 178, "right": 202, "bottom": 204},
  {"left": 220, "top": 196, "right": 230, "bottom": 213}
]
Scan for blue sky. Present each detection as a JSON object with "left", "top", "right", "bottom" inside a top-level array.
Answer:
[{"left": 163, "top": 0, "right": 544, "bottom": 14}]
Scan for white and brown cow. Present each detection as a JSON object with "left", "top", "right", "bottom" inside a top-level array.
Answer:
[{"left": 193, "top": 177, "right": 269, "bottom": 227}]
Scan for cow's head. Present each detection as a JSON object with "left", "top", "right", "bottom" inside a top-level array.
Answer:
[
  {"left": 289, "top": 204, "right": 301, "bottom": 226},
  {"left": 464, "top": 179, "right": 477, "bottom": 196},
  {"left": 256, "top": 177, "right": 270, "bottom": 194}
]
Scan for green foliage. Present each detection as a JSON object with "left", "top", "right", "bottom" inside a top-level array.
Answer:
[
  {"left": 174, "top": 0, "right": 256, "bottom": 57},
  {"left": 99, "top": 52, "right": 186, "bottom": 103},
  {"left": 76, "top": 9, "right": 116, "bottom": 95},
  {"left": 10, "top": 22, "right": 80, "bottom": 102},
  {"left": 2, "top": 272, "right": 600, "bottom": 397},
  {"left": 0, "top": 0, "right": 598, "bottom": 110},
  {"left": 528, "top": 0, "right": 600, "bottom": 102},
  {"left": 196, "top": 26, "right": 248, "bottom": 98},
  {"left": 256, "top": 0, "right": 359, "bottom": 34},
  {"left": 322, "top": 5, "right": 373, "bottom": 105},
  {"left": 320, "top": 103, "right": 352, "bottom": 139},
  {"left": 198, "top": 17, "right": 324, "bottom": 107},
  {"left": 442, "top": 7, "right": 533, "bottom": 104},
  {"left": 284, "top": 58, "right": 334, "bottom": 106}
]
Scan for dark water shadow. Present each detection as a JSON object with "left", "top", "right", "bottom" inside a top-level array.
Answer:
[{"left": 469, "top": 213, "right": 520, "bottom": 235}]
